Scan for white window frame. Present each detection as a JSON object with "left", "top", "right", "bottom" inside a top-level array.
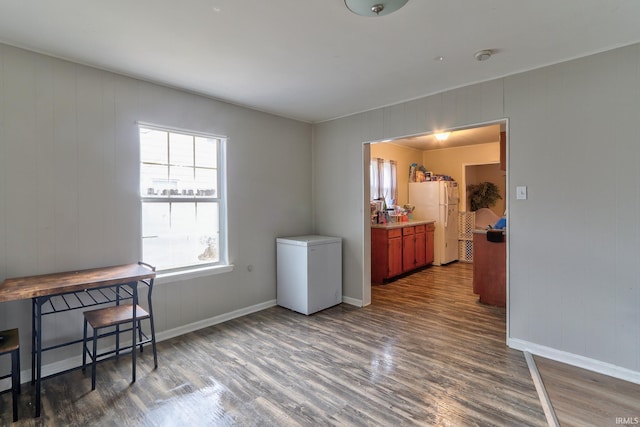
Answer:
[
  {"left": 370, "top": 157, "right": 384, "bottom": 201},
  {"left": 138, "top": 123, "right": 230, "bottom": 279}
]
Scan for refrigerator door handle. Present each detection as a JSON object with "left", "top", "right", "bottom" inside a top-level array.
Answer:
[{"left": 443, "top": 204, "right": 448, "bottom": 227}]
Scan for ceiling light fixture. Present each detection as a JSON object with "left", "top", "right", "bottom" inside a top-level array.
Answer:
[
  {"left": 474, "top": 49, "right": 493, "bottom": 61},
  {"left": 345, "top": 0, "right": 409, "bottom": 17},
  {"left": 434, "top": 132, "right": 451, "bottom": 141}
]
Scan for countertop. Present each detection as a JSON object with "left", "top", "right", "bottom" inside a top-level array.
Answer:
[
  {"left": 473, "top": 228, "right": 506, "bottom": 235},
  {"left": 371, "top": 219, "right": 435, "bottom": 229}
]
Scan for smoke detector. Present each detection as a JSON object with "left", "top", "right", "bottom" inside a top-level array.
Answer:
[{"left": 474, "top": 49, "right": 493, "bottom": 61}]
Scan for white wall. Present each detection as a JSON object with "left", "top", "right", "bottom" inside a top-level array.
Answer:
[
  {"left": 313, "top": 43, "right": 640, "bottom": 382},
  {"left": 0, "top": 44, "right": 312, "bottom": 366},
  {"left": 422, "top": 142, "right": 501, "bottom": 212}
]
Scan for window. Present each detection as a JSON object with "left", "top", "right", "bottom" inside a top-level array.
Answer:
[
  {"left": 383, "top": 160, "right": 397, "bottom": 206},
  {"left": 370, "top": 157, "right": 397, "bottom": 206},
  {"left": 139, "top": 125, "right": 226, "bottom": 272}
]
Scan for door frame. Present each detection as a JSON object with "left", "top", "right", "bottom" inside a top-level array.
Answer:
[{"left": 361, "top": 118, "right": 510, "bottom": 340}]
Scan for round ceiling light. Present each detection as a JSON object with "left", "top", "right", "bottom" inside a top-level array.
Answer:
[{"left": 345, "top": 0, "right": 409, "bottom": 17}]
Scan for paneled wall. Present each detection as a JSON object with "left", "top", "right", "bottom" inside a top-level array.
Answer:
[
  {"left": 0, "top": 44, "right": 313, "bottom": 365},
  {"left": 313, "top": 43, "right": 640, "bottom": 381}
]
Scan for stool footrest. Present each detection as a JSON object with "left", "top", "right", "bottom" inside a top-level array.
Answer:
[{"left": 84, "top": 336, "right": 153, "bottom": 363}]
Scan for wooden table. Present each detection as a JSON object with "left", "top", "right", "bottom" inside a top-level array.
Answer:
[{"left": 0, "top": 263, "right": 156, "bottom": 417}]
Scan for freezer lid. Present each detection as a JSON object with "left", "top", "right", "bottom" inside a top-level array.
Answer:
[{"left": 276, "top": 235, "right": 342, "bottom": 246}]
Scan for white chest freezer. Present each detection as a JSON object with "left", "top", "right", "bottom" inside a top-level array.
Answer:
[{"left": 276, "top": 235, "right": 342, "bottom": 315}]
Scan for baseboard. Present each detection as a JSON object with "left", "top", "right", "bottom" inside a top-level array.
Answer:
[
  {"left": 1, "top": 299, "right": 278, "bottom": 392},
  {"left": 342, "top": 295, "right": 363, "bottom": 307},
  {"left": 155, "top": 299, "right": 277, "bottom": 342},
  {"left": 509, "top": 337, "right": 640, "bottom": 385}
]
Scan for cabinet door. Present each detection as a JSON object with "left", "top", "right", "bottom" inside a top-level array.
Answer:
[
  {"left": 371, "top": 228, "right": 388, "bottom": 283},
  {"left": 388, "top": 237, "right": 403, "bottom": 277},
  {"left": 425, "top": 229, "right": 435, "bottom": 265},
  {"left": 415, "top": 231, "right": 426, "bottom": 267},
  {"left": 403, "top": 234, "right": 416, "bottom": 272}
]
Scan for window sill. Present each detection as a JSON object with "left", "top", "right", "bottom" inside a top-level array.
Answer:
[{"left": 155, "top": 264, "right": 234, "bottom": 285}]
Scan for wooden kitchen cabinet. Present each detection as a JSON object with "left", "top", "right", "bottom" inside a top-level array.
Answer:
[
  {"left": 425, "top": 223, "right": 435, "bottom": 265},
  {"left": 402, "top": 226, "right": 416, "bottom": 272},
  {"left": 387, "top": 232, "right": 403, "bottom": 278},
  {"left": 371, "top": 221, "right": 435, "bottom": 283},
  {"left": 414, "top": 225, "right": 426, "bottom": 267},
  {"left": 371, "top": 228, "right": 403, "bottom": 283}
]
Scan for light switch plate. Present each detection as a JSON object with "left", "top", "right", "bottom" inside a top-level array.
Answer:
[{"left": 516, "top": 186, "right": 527, "bottom": 200}]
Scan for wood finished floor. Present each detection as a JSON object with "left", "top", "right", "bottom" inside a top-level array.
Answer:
[
  {"left": 1, "top": 262, "right": 550, "bottom": 426},
  {"left": 535, "top": 355, "right": 640, "bottom": 427}
]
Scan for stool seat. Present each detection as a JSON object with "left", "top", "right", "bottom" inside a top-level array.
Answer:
[
  {"left": 84, "top": 305, "right": 150, "bottom": 329},
  {"left": 0, "top": 329, "right": 19, "bottom": 353},
  {"left": 0, "top": 328, "right": 20, "bottom": 423}
]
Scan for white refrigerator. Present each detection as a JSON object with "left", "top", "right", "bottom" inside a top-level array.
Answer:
[{"left": 408, "top": 181, "right": 459, "bottom": 265}]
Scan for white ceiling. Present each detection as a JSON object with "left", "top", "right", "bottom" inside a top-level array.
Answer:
[
  {"left": 390, "top": 123, "right": 501, "bottom": 151},
  {"left": 1, "top": 1, "right": 640, "bottom": 124}
]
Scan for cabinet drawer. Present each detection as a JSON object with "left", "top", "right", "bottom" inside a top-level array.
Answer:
[
  {"left": 402, "top": 226, "right": 414, "bottom": 236},
  {"left": 388, "top": 228, "right": 402, "bottom": 239},
  {"left": 414, "top": 225, "right": 425, "bottom": 233},
  {"left": 426, "top": 223, "right": 435, "bottom": 231}
]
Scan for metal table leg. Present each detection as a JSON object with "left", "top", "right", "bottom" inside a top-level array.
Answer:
[
  {"left": 33, "top": 297, "right": 46, "bottom": 418},
  {"left": 131, "top": 282, "right": 138, "bottom": 383},
  {"left": 31, "top": 299, "right": 36, "bottom": 386}
]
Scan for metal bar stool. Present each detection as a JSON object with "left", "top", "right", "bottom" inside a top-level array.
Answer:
[
  {"left": 0, "top": 328, "right": 20, "bottom": 422},
  {"left": 81, "top": 262, "right": 157, "bottom": 390}
]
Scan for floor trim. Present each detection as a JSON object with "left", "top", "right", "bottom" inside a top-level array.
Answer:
[
  {"left": 524, "top": 351, "right": 560, "bottom": 427},
  {"left": 155, "top": 299, "right": 277, "bottom": 342},
  {"left": 509, "top": 337, "right": 640, "bottom": 385},
  {"left": 341, "top": 295, "right": 363, "bottom": 307}
]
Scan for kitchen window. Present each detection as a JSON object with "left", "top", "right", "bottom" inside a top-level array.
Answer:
[
  {"left": 370, "top": 157, "right": 397, "bottom": 206},
  {"left": 139, "top": 125, "right": 227, "bottom": 273}
]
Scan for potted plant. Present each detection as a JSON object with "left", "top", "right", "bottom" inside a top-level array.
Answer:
[{"left": 467, "top": 181, "right": 502, "bottom": 211}]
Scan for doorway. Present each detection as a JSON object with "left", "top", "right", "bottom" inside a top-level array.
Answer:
[
  {"left": 463, "top": 163, "right": 506, "bottom": 217},
  {"left": 363, "top": 119, "right": 508, "bottom": 320}
]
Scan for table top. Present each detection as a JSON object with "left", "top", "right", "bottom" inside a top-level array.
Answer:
[{"left": 0, "top": 263, "right": 156, "bottom": 302}]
